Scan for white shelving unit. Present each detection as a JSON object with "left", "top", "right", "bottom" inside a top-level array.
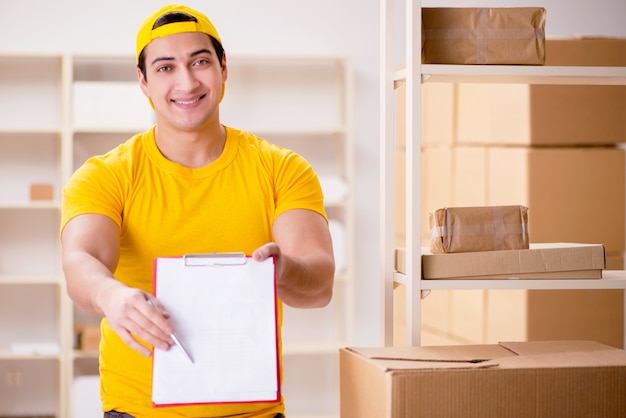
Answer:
[
  {"left": 222, "top": 54, "right": 354, "bottom": 418},
  {"left": 0, "top": 52, "right": 352, "bottom": 418},
  {"left": 380, "top": 0, "right": 626, "bottom": 348},
  {"left": 0, "top": 53, "right": 64, "bottom": 418}
]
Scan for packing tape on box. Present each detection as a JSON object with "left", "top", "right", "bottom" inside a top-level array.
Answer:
[{"left": 424, "top": 28, "right": 546, "bottom": 64}]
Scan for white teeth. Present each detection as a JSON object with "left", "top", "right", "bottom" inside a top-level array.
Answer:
[{"left": 175, "top": 98, "right": 200, "bottom": 105}]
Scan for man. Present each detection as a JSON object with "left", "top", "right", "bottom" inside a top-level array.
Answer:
[{"left": 60, "top": 4, "right": 335, "bottom": 417}]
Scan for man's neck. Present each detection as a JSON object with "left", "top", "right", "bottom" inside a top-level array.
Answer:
[{"left": 153, "top": 123, "right": 227, "bottom": 168}]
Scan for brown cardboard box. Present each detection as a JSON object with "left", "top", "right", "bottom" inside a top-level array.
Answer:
[
  {"left": 395, "top": 79, "right": 456, "bottom": 147},
  {"left": 75, "top": 323, "right": 101, "bottom": 352},
  {"left": 402, "top": 146, "right": 625, "bottom": 255},
  {"left": 30, "top": 183, "right": 53, "bottom": 201},
  {"left": 340, "top": 341, "right": 626, "bottom": 418},
  {"left": 396, "top": 243, "right": 606, "bottom": 280},
  {"left": 422, "top": 7, "right": 546, "bottom": 65},
  {"left": 429, "top": 205, "right": 529, "bottom": 254},
  {"left": 456, "top": 38, "right": 626, "bottom": 145},
  {"left": 452, "top": 146, "right": 625, "bottom": 252},
  {"left": 527, "top": 290, "right": 625, "bottom": 349}
]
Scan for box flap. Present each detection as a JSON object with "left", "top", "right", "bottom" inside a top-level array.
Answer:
[
  {"left": 345, "top": 345, "right": 511, "bottom": 371},
  {"left": 495, "top": 350, "right": 626, "bottom": 369},
  {"left": 345, "top": 340, "right": 626, "bottom": 373},
  {"left": 500, "top": 340, "right": 618, "bottom": 356}
]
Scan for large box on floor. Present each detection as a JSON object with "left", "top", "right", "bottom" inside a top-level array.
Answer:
[
  {"left": 421, "top": 7, "right": 546, "bottom": 65},
  {"left": 456, "top": 38, "right": 626, "bottom": 146},
  {"left": 340, "top": 340, "right": 626, "bottom": 418}
]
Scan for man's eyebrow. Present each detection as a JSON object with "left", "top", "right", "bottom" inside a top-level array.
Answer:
[
  {"left": 150, "top": 49, "right": 214, "bottom": 66},
  {"left": 151, "top": 56, "right": 174, "bottom": 66},
  {"left": 190, "top": 48, "right": 214, "bottom": 58}
]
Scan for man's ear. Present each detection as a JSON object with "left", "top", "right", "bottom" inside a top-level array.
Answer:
[
  {"left": 137, "top": 67, "right": 149, "bottom": 97},
  {"left": 221, "top": 53, "right": 228, "bottom": 82},
  {"left": 137, "top": 68, "right": 155, "bottom": 110}
]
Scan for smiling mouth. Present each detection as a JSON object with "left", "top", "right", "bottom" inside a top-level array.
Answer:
[{"left": 173, "top": 94, "right": 206, "bottom": 105}]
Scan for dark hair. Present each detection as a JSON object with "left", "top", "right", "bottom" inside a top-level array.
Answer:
[{"left": 137, "top": 11, "right": 225, "bottom": 81}]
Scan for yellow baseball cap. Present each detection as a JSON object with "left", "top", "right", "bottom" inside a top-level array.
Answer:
[{"left": 136, "top": 4, "right": 222, "bottom": 63}]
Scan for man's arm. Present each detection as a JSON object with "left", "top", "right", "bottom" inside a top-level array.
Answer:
[
  {"left": 61, "top": 214, "right": 173, "bottom": 356},
  {"left": 252, "top": 209, "right": 335, "bottom": 308}
]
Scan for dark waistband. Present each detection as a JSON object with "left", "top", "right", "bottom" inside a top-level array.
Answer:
[{"left": 104, "top": 412, "right": 134, "bottom": 418}]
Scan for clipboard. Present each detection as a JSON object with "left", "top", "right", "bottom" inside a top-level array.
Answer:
[{"left": 151, "top": 253, "right": 280, "bottom": 407}]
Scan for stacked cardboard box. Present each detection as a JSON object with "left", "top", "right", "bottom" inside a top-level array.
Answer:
[{"left": 394, "top": 37, "right": 625, "bottom": 348}]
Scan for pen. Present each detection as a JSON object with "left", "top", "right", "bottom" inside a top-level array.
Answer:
[{"left": 147, "top": 299, "right": 194, "bottom": 364}]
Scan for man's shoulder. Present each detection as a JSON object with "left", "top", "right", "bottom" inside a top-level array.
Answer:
[
  {"left": 93, "top": 131, "right": 149, "bottom": 165},
  {"left": 226, "top": 126, "right": 289, "bottom": 156}
]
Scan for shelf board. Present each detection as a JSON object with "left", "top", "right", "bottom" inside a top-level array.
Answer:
[
  {"left": 73, "top": 350, "right": 99, "bottom": 359},
  {"left": 0, "top": 128, "right": 62, "bottom": 135},
  {"left": 394, "top": 65, "right": 626, "bottom": 85},
  {"left": 282, "top": 342, "right": 345, "bottom": 356},
  {"left": 394, "top": 270, "right": 626, "bottom": 292},
  {"left": 0, "top": 275, "right": 61, "bottom": 285},
  {"left": 324, "top": 199, "right": 350, "bottom": 209},
  {"left": 0, "top": 349, "right": 60, "bottom": 360},
  {"left": 0, "top": 201, "right": 61, "bottom": 210}
]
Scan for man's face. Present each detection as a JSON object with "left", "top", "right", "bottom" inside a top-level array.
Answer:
[{"left": 138, "top": 31, "right": 227, "bottom": 131}]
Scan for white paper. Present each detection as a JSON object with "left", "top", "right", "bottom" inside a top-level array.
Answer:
[{"left": 151, "top": 256, "right": 279, "bottom": 406}]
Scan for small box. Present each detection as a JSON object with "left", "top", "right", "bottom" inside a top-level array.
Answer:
[
  {"left": 30, "top": 183, "right": 53, "bottom": 201},
  {"left": 429, "top": 205, "right": 529, "bottom": 254},
  {"left": 422, "top": 7, "right": 546, "bottom": 65},
  {"left": 395, "top": 242, "right": 606, "bottom": 280},
  {"left": 340, "top": 340, "right": 626, "bottom": 418},
  {"left": 75, "top": 323, "right": 101, "bottom": 352}
]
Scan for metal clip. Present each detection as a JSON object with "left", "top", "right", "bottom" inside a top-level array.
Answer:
[{"left": 183, "top": 252, "right": 248, "bottom": 267}]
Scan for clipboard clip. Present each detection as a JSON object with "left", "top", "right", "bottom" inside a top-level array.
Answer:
[{"left": 183, "top": 252, "right": 248, "bottom": 267}]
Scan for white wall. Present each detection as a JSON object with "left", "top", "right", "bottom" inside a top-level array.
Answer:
[
  {"left": 0, "top": 0, "right": 383, "bottom": 345},
  {"left": 1, "top": 0, "right": 625, "bottom": 347}
]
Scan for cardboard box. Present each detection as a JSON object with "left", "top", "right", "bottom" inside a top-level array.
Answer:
[
  {"left": 30, "top": 183, "right": 53, "bottom": 201},
  {"left": 527, "top": 289, "right": 625, "bottom": 349},
  {"left": 396, "top": 243, "right": 606, "bottom": 280},
  {"left": 400, "top": 146, "right": 626, "bottom": 253},
  {"left": 395, "top": 79, "right": 456, "bottom": 147},
  {"left": 340, "top": 340, "right": 626, "bottom": 418},
  {"left": 456, "top": 38, "right": 626, "bottom": 146},
  {"left": 340, "top": 341, "right": 626, "bottom": 418},
  {"left": 452, "top": 146, "right": 625, "bottom": 252},
  {"left": 75, "top": 323, "right": 101, "bottom": 352},
  {"left": 429, "top": 205, "right": 529, "bottom": 254},
  {"left": 422, "top": 7, "right": 546, "bottom": 65}
]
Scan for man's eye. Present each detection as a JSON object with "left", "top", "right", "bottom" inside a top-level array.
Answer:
[
  {"left": 193, "top": 58, "right": 210, "bottom": 66},
  {"left": 157, "top": 65, "right": 171, "bottom": 72}
]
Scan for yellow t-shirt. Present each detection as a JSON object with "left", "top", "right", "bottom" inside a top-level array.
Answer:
[{"left": 61, "top": 126, "right": 327, "bottom": 417}]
